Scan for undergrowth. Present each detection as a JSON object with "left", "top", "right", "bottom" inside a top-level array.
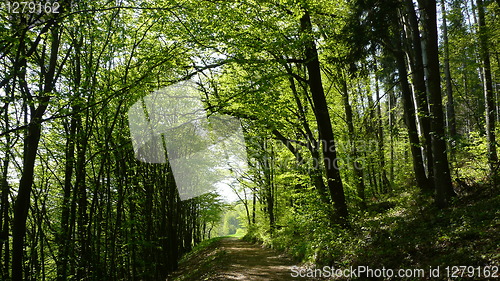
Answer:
[
  {"left": 244, "top": 185, "right": 499, "bottom": 280},
  {"left": 167, "top": 237, "right": 228, "bottom": 281}
]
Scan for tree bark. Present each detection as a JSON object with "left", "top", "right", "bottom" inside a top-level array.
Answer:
[
  {"left": 57, "top": 111, "right": 78, "bottom": 281},
  {"left": 0, "top": 82, "right": 12, "bottom": 280},
  {"left": 394, "top": 35, "right": 431, "bottom": 191},
  {"left": 300, "top": 11, "right": 348, "bottom": 225},
  {"left": 418, "top": 0, "right": 455, "bottom": 207},
  {"left": 12, "top": 23, "right": 60, "bottom": 281},
  {"left": 440, "top": 0, "right": 457, "bottom": 143},
  {"left": 403, "top": 0, "right": 435, "bottom": 189},
  {"left": 340, "top": 77, "right": 366, "bottom": 208},
  {"left": 476, "top": 0, "right": 498, "bottom": 174},
  {"left": 374, "top": 65, "right": 390, "bottom": 192}
]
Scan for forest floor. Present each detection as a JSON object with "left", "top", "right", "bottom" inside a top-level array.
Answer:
[
  {"left": 167, "top": 237, "right": 313, "bottom": 280},
  {"left": 168, "top": 185, "right": 499, "bottom": 281}
]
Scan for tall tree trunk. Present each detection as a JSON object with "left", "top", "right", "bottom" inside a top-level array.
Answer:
[
  {"left": 262, "top": 140, "right": 275, "bottom": 232},
  {"left": 252, "top": 190, "right": 256, "bottom": 225},
  {"left": 57, "top": 111, "right": 78, "bottom": 281},
  {"left": 75, "top": 117, "right": 89, "bottom": 280},
  {"left": 440, "top": 0, "right": 458, "bottom": 143},
  {"left": 476, "top": 0, "right": 498, "bottom": 175},
  {"left": 340, "top": 77, "right": 366, "bottom": 208},
  {"left": 374, "top": 65, "right": 390, "bottom": 191},
  {"left": 404, "top": 0, "right": 435, "bottom": 189},
  {"left": 57, "top": 30, "right": 83, "bottom": 281},
  {"left": 300, "top": 11, "right": 348, "bottom": 225},
  {"left": 0, "top": 85, "right": 12, "bottom": 280},
  {"left": 0, "top": 169, "right": 8, "bottom": 280},
  {"left": 388, "top": 90, "right": 395, "bottom": 185},
  {"left": 394, "top": 34, "right": 430, "bottom": 191},
  {"left": 12, "top": 24, "right": 60, "bottom": 281},
  {"left": 418, "top": 0, "right": 455, "bottom": 207}
]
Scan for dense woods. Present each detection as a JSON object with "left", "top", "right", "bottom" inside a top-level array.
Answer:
[{"left": 0, "top": 0, "right": 499, "bottom": 280}]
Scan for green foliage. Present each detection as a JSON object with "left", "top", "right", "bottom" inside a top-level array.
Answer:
[
  {"left": 455, "top": 131, "right": 490, "bottom": 183},
  {"left": 216, "top": 203, "right": 246, "bottom": 237},
  {"left": 1, "top": 0, "right": 499, "bottom": 280}
]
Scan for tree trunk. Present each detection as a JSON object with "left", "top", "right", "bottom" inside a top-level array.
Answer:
[
  {"left": 388, "top": 90, "right": 395, "bottom": 184},
  {"left": 262, "top": 140, "right": 275, "bottom": 232},
  {"left": 374, "top": 65, "right": 391, "bottom": 191},
  {"left": 340, "top": 77, "right": 366, "bottom": 208},
  {"left": 58, "top": 29, "right": 83, "bottom": 280},
  {"left": 0, "top": 85, "right": 12, "bottom": 280},
  {"left": 418, "top": 0, "right": 455, "bottom": 207},
  {"left": 440, "top": 0, "right": 458, "bottom": 143},
  {"left": 12, "top": 23, "right": 60, "bottom": 281},
  {"left": 477, "top": 0, "right": 498, "bottom": 174},
  {"left": 394, "top": 36, "right": 431, "bottom": 191},
  {"left": 75, "top": 107, "right": 90, "bottom": 280},
  {"left": 300, "top": 11, "right": 348, "bottom": 225},
  {"left": 404, "top": 0, "right": 435, "bottom": 189},
  {"left": 57, "top": 111, "right": 78, "bottom": 281},
  {"left": 252, "top": 191, "right": 256, "bottom": 225}
]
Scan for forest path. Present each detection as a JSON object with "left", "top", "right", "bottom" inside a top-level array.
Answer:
[{"left": 169, "top": 237, "right": 315, "bottom": 280}]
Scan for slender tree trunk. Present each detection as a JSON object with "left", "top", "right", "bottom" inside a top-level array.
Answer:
[
  {"left": 300, "top": 11, "right": 348, "bottom": 225},
  {"left": 75, "top": 105, "right": 91, "bottom": 280},
  {"left": 57, "top": 30, "right": 83, "bottom": 280},
  {"left": 340, "top": 77, "right": 366, "bottom": 208},
  {"left": 262, "top": 140, "right": 275, "bottom": 232},
  {"left": 12, "top": 24, "right": 60, "bottom": 281},
  {"left": 476, "top": 0, "right": 498, "bottom": 174},
  {"left": 0, "top": 169, "right": 8, "bottom": 280},
  {"left": 418, "top": 0, "right": 455, "bottom": 207},
  {"left": 440, "top": 0, "right": 458, "bottom": 143},
  {"left": 252, "top": 191, "right": 256, "bottom": 225},
  {"left": 57, "top": 112, "right": 78, "bottom": 281},
  {"left": 0, "top": 87, "right": 11, "bottom": 280},
  {"left": 242, "top": 188, "right": 252, "bottom": 227},
  {"left": 388, "top": 90, "right": 395, "bottom": 184},
  {"left": 394, "top": 37, "right": 430, "bottom": 191},
  {"left": 404, "top": 0, "right": 435, "bottom": 189},
  {"left": 374, "top": 66, "right": 390, "bottom": 191}
]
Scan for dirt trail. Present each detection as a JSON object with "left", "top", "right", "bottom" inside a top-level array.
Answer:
[
  {"left": 212, "top": 238, "right": 309, "bottom": 280},
  {"left": 169, "top": 237, "right": 314, "bottom": 281}
]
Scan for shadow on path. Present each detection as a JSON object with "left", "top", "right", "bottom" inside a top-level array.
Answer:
[
  {"left": 211, "top": 237, "right": 310, "bottom": 280},
  {"left": 169, "top": 237, "right": 315, "bottom": 281}
]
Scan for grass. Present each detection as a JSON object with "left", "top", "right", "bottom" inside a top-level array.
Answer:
[
  {"left": 167, "top": 236, "right": 228, "bottom": 281},
  {"left": 168, "top": 231, "right": 247, "bottom": 281}
]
